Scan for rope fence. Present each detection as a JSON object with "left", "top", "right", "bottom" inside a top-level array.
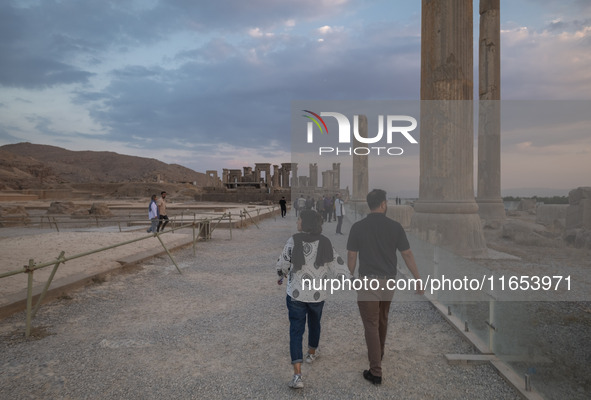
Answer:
[{"left": 1, "top": 205, "right": 279, "bottom": 338}]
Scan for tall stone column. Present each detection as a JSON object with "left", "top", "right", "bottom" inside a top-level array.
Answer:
[
  {"left": 352, "top": 115, "right": 369, "bottom": 201},
  {"left": 281, "top": 163, "right": 292, "bottom": 188},
  {"left": 477, "top": 0, "right": 505, "bottom": 221},
  {"left": 292, "top": 163, "right": 298, "bottom": 187},
  {"left": 272, "top": 165, "right": 279, "bottom": 187},
  {"left": 332, "top": 163, "right": 340, "bottom": 190},
  {"left": 411, "top": 0, "right": 487, "bottom": 256},
  {"left": 309, "top": 163, "right": 318, "bottom": 188}
]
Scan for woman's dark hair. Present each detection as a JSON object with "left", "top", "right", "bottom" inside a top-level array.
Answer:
[
  {"left": 300, "top": 209, "right": 323, "bottom": 235},
  {"left": 367, "top": 189, "right": 387, "bottom": 210}
]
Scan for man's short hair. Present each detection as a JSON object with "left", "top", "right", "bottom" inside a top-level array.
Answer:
[
  {"left": 367, "top": 189, "right": 387, "bottom": 210},
  {"left": 161, "top": 191, "right": 166, "bottom": 195}
]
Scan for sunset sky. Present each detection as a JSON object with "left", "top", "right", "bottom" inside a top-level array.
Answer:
[{"left": 1, "top": 0, "right": 590, "bottom": 196}]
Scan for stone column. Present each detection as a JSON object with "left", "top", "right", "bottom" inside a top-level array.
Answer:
[
  {"left": 281, "top": 163, "right": 292, "bottom": 188},
  {"left": 411, "top": 0, "right": 486, "bottom": 256},
  {"left": 477, "top": 0, "right": 505, "bottom": 222},
  {"left": 309, "top": 163, "right": 318, "bottom": 188},
  {"left": 292, "top": 163, "right": 298, "bottom": 187},
  {"left": 243, "top": 166, "right": 253, "bottom": 182},
  {"left": 264, "top": 165, "right": 271, "bottom": 184},
  {"left": 322, "top": 170, "right": 334, "bottom": 189},
  {"left": 272, "top": 165, "right": 279, "bottom": 187},
  {"left": 206, "top": 170, "right": 219, "bottom": 187},
  {"left": 352, "top": 115, "right": 369, "bottom": 201},
  {"left": 332, "top": 163, "right": 340, "bottom": 190}
]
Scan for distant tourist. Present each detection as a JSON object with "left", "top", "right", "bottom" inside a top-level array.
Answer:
[
  {"left": 295, "top": 195, "right": 306, "bottom": 216},
  {"left": 305, "top": 196, "right": 313, "bottom": 210},
  {"left": 157, "top": 191, "right": 169, "bottom": 232},
  {"left": 316, "top": 196, "right": 325, "bottom": 220},
  {"left": 324, "top": 195, "right": 333, "bottom": 222},
  {"left": 279, "top": 196, "right": 287, "bottom": 218},
  {"left": 346, "top": 189, "right": 424, "bottom": 385},
  {"left": 276, "top": 210, "right": 349, "bottom": 389},
  {"left": 147, "top": 194, "right": 159, "bottom": 233},
  {"left": 334, "top": 193, "right": 345, "bottom": 235}
]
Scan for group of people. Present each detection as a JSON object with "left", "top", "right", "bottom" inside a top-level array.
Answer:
[
  {"left": 288, "top": 193, "right": 346, "bottom": 235},
  {"left": 276, "top": 189, "right": 423, "bottom": 389},
  {"left": 147, "top": 191, "right": 169, "bottom": 234}
]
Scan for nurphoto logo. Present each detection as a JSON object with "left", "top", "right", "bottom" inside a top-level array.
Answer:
[{"left": 302, "top": 111, "right": 419, "bottom": 156}]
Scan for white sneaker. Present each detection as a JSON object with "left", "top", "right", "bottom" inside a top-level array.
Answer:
[
  {"left": 288, "top": 374, "right": 304, "bottom": 389},
  {"left": 304, "top": 350, "right": 319, "bottom": 364}
]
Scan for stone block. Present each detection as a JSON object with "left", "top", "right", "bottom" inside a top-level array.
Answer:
[
  {"left": 89, "top": 203, "right": 113, "bottom": 217},
  {"left": 566, "top": 187, "right": 591, "bottom": 230},
  {"left": 0, "top": 206, "right": 30, "bottom": 226},
  {"left": 386, "top": 205, "right": 415, "bottom": 229},
  {"left": 47, "top": 201, "right": 77, "bottom": 214},
  {"left": 535, "top": 204, "right": 567, "bottom": 228},
  {"left": 501, "top": 220, "right": 561, "bottom": 248},
  {"left": 568, "top": 186, "right": 591, "bottom": 205},
  {"left": 517, "top": 198, "right": 536, "bottom": 211}
]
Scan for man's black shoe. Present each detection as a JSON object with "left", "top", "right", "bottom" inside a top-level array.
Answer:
[{"left": 363, "top": 370, "right": 382, "bottom": 385}]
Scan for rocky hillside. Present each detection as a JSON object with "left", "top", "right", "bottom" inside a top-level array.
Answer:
[{"left": 0, "top": 142, "right": 209, "bottom": 190}]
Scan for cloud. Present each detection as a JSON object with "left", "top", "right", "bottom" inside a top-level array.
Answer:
[{"left": 501, "top": 20, "right": 591, "bottom": 99}]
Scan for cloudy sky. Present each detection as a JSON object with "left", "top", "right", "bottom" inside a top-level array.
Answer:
[{"left": 0, "top": 0, "right": 590, "bottom": 195}]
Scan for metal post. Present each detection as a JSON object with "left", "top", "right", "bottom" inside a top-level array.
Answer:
[
  {"left": 525, "top": 374, "right": 531, "bottom": 391},
  {"left": 192, "top": 223, "right": 196, "bottom": 256},
  {"left": 155, "top": 234, "right": 182, "bottom": 275},
  {"left": 243, "top": 209, "right": 260, "bottom": 229},
  {"left": 25, "top": 259, "right": 35, "bottom": 338},
  {"left": 489, "top": 299, "right": 496, "bottom": 353},
  {"left": 31, "top": 251, "right": 66, "bottom": 319},
  {"left": 229, "top": 212, "right": 232, "bottom": 239},
  {"left": 433, "top": 246, "right": 440, "bottom": 300}
]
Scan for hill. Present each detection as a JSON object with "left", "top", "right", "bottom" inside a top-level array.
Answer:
[{"left": 0, "top": 142, "right": 209, "bottom": 191}]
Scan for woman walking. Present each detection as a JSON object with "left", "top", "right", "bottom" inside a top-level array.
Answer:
[{"left": 276, "top": 209, "right": 349, "bottom": 389}]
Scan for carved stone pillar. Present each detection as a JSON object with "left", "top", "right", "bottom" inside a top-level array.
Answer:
[
  {"left": 352, "top": 115, "right": 369, "bottom": 201},
  {"left": 272, "top": 165, "right": 279, "bottom": 187},
  {"left": 411, "top": 0, "right": 487, "bottom": 256},
  {"left": 332, "top": 163, "right": 340, "bottom": 190},
  {"left": 477, "top": 0, "right": 505, "bottom": 221}
]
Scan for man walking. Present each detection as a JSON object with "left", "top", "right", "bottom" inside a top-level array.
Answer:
[
  {"left": 157, "top": 191, "right": 169, "bottom": 232},
  {"left": 346, "top": 189, "right": 423, "bottom": 385},
  {"left": 279, "top": 196, "right": 287, "bottom": 218},
  {"left": 334, "top": 193, "right": 345, "bottom": 235}
]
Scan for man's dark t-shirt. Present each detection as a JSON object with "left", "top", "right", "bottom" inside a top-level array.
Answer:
[{"left": 347, "top": 213, "right": 410, "bottom": 278}]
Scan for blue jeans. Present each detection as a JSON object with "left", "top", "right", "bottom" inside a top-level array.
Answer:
[{"left": 286, "top": 295, "right": 324, "bottom": 364}]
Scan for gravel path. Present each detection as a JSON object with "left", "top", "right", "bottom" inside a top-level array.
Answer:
[{"left": 0, "top": 214, "right": 520, "bottom": 399}]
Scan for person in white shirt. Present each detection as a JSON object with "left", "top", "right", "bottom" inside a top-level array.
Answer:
[
  {"left": 334, "top": 193, "right": 345, "bottom": 235},
  {"left": 147, "top": 194, "right": 159, "bottom": 233}
]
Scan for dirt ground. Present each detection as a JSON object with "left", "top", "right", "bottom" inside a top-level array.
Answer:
[
  {"left": 0, "top": 205, "right": 590, "bottom": 399},
  {"left": 0, "top": 213, "right": 524, "bottom": 400}
]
